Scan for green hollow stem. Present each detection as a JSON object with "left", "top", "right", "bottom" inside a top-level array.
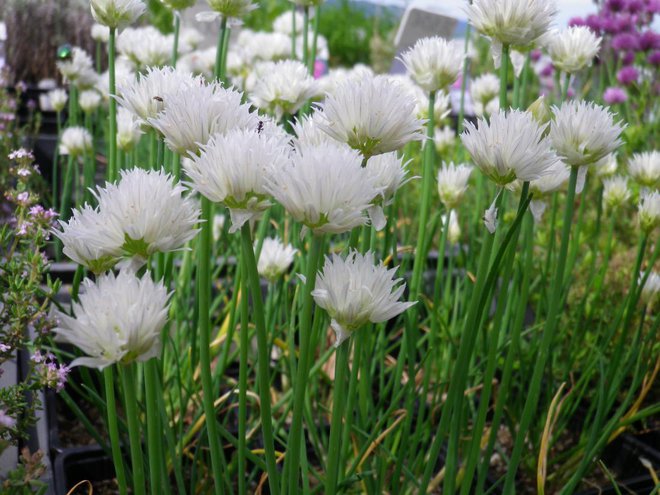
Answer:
[
  {"left": 282, "top": 234, "right": 325, "bottom": 495},
  {"left": 108, "top": 28, "right": 118, "bottom": 182},
  {"left": 240, "top": 223, "right": 280, "bottom": 495},
  {"left": 238, "top": 254, "right": 249, "bottom": 495},
  {"left": 324, "top": 339, "right": 351, "bottom": 495},
  {"left": 457, "top": 24, "right": 472, "bottom": 135},
  {"left": 499, "top": 44, "right": 510, "bottom": 110},
  {"left": 60, "top": 156, "right": 75, "bottom": 223},
  {"left": 197, "top": 197, "right": 225, "bottom": 495},
  {"left": 52, "top": 112, "right": 61, "bottom": 208},
  {"left": 302, "top": 7, "right": 310, "bottom": 68},
  {"left": 144, "top": 359, "right": 164, "bottom": 494},
  {"left": 419, "top": 189, "right": 506, "bottom": 493},
  {"left": 561, "top": 73, "right": 572, "bottom": 102},
  {"left": 172, "top": 12, "right": 180, "bottom": 66},
  {"left": 458, "top": 182, "right": 531, "bottom": 495},
  {"left": 103, "top": 367, "right": 127, "bottom": 495},
  {"left": 83, "top": 112, "right": 95, "bottom": 204},
  {"left": 215, "top": 17, "right": 228, "bottom": 81},
  {"left": 309, "top": 6, "right": 321, "bottom": 76},
  {"left": 120, "top": 364, "right": 146, "bottom": 495},
  {"left": 501, "top": 166, "right": 579, "bottom": 493}
]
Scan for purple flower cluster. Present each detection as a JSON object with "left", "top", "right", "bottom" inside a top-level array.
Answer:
[{"left": 31, "top": 351, "right": 70, "bottom": 392}]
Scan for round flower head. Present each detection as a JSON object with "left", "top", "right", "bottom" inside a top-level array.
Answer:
[
  {"left": 466, "top": 0, "right": 558, "bottom": 49},
  {"left": 79, "top": 90, "right": 102, "bottom": 113},
  {"left": 148, "top": 81, "right": 257, "bottom": 155},
  {"left": 48, "top": 89, "right": 68, "bottom": 113},
  {"left": 547, "top": 26, "right": 602, "bottom": 73},
  {"left": 250, "top": 60, "right": 318, "bottom": 120},
  {"left": 312, "top": 250, "right": 416, "bottom": 347},
  {"left": 183, "top": 127, "right": 289, "bottom": 232},
  {"left": 471, "top": 73, "right": 500, "bottom": 107},
  {"left": 94, "top": 168, "right": 201, "bottom": 260},
  {"left": 273, "top": 10, "right": 304, "bottom": 35},
  {"left": 117, "top": 27, "right": 172, "bottom": 69},
  {"left": 265, "top": 142, "right": 382, "bottom": 236},
  {"left": 292, "top": 111, "right": 339, "bottom": 148},
  {"left": 206, "top": 0, "right": 257, "bottom": 18},
  {"left": 628, "top": 151, "right": 660, "bottom": 188},
  {"left": 318, "top": 75, "right": 425, "bottom": 158},
  {"left": 461, "top": 109, "right": 559, "bottom": 185},
  {"left": 640, "top": 271, "right": 660, "bottom": 303},
  {"left": 594, "top": 153, "right": 618, "bottom": 178},
  {"left": 603, "top": 87, "right": 628, "bottom": 105},
  {"left": 549, "top": 100, "right": 624, "bottom": 168},
  {"left": 434, "top": 125, "right": 456, "bottom": 153},
  {"left": 442, "top": 210, "right": 461, "bottom": 244},
  {"left": 52, "top": 205, "right": 125, "bottom": 274},
  {"left": 437, "top": 162, "right": 473, "bottom": 209},
  {"left": 59, "top": 127, "right": 93, "bottom": 157},
  {"left": 115, "top": 66, "right": 196, "bottom": 126},
  {"left": 415, "top": 89, "right": 452, "bottom": 125},
  {"left": 638, "top": 190, "right": 660, "bottom": 233},
  {"left": 400, "top": 36, "right": 464, "bottom": 92},
  {"left": 116, "top": 107, "right": 143, "bottom": 151},
  {"left": 90, "top": 0, "right": 146, "bottom": 28},
  {"left": 364, "top": 152, "right": 411, "bottom": 231},
  {"left": 56, "top": 47, "right": 94, "bottom": 84},
  {"left": 53, "top": 270, "right": 169, "bottom": 370},
  {"left": 257, "top": 237, "right": 297, "bottom": 281},
  {"left": 602, "top": 176, "right": 630, "bottom": 210},
  {"left": 97, "top": 58, "right": 135, "bottom": 101},
  {"left": 91, "top": 23, "right": 110, "bottom": 42}
]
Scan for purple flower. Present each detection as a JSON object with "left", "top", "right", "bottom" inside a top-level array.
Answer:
[
  {"left": 530, "top": 49, "right": 542, "bottom": 62},
  {"left": 606, "top": 0, "right": 627, "bottom": 12},
  {"left": 617, "top": 65, "right": 639, "bottom": 85},
  {"left": 625, "top": 0, "right": 645, "bottom": 13},
  {"left": 604, "top": 87, "right": 628, "bottom": 104},
  {"left": 0, "top": 343, "right": 10, "bottom": 352},
  {"left": 569, "top": 16, "right": 586, "bottom": 27},
  {"left": 649, "top": 50, "right": 660, "bottom": 65},
  {"left": 646, "top": 0, "right": 660, "bottom": 14},
  {"left": 586, "top": 14, "right": 605, "bottom": 33},
  {"left": 540, "top": 63, "right": 554, "bottom": 78},
  {"left": 621, "top": 51, "right": 636, "bottom": 65},
  {"left": 16, "top": 191, "right": 29, "bottom": 205},
  {"left": 0, "top": 410, "right": 16, "bottom": 429},
  {"left": 639, "top": 30, "right": 660, "bottom": 51},
  {"left": 612, "top": 32, "right": 641, "bottom": 51}
]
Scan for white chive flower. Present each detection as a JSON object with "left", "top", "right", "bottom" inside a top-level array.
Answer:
[
  {"left": 640, "top": 272, "right": 660, "bottom": 303},
  {"left": 90, "top": 0, "right": 145, "bottom": 28},
  {"left": 48, "top": 89, "right": 68, "bottom": 113},
  {"left": 292, "top": 112, "right": 339, "bottom": 148},
  {"left": 116, "top": 107, "right": 143, "bottom": 151},
  {"left": 94, "top": 168, "right": 201, "bottom": 259},
  {"left": 96, "top": 58, "right": 134, "bottom": 101},
  {"left": 257, "top": 237, "right": 297, "bottom": 281},
  {"left": 318, "top": 75, "right": 425, "bottom": 158},
  {"left": 442, "top": 210, "right": 461, "bottom": 245},
  {"left": 461, "top": 109, "right": 559, "bottom": 185},
  {"left": 117, "top": 27, "right": 172, "bottom": 69},
  {"left": 437, "top": 162, "right": 473, "bottom": 209},
  {"left": 250, "top": 60, "right": 318, "bottom": 120},
  {"left": 415, "top": 89, "right": 452, "bottom": 125},
  {"left": 628, "top": 151, "right": 660, "bottom": 189},
  {"left": 547, "top": 26, "right": 602, "bottom": 74},
  {"left": 400, "top": 36, "right": 464, "bottom": 93},
  {"left": 183, "top": 128, "right": 289, "bottom": 232},
  {"left": 509, "top": 161, "right": 570, "bottom": 222},
  {"left": 265, "top": 142, "right": 381, "bottom": 236},
  {"left": 91, "top": 23, "right": 110, "bottom": 42},
  {"left": 594, "top": 153, "right": 618, "bottom": 178},
  {"left": 53, "top": 270, "right": 169, "bottom": 370},
  {"left": 312, "top": 250, "right": 416, "bottom": 347},
  {"left": 115, "top": 66, "right": 196, "bottom": 126},
  {"left": 466, "top": 0, "right": 557, "bottom": 49},
  {"left": 148, "top": 82, "right": 257, "bottom": 155},
  {"left": 434, "top": 125, "right": 456, "bottom": 153},
  {"left": 79, "top": 90, "right": 102, "bottom": 113},
  {"left": 59, "top": 127, "right": 93, "bottom": 157},
  {"left": 56, "top": 47, "right": 94, "bottom": 84},
  {"left": 365, "top": 152, "right": 411, "bottom": 231},
  {"left": 474, "top": 99, "right": 500, "bottom": 118},
  {"left": 602, "top": 176, "right": 630, "bottom": 210},
  {"left": 273, "top": 10, "right": 304, "bottom": 35},
  {"left": 638, "top": 190, "right": 660, "bottom": 233},
  {"left": 549, "top": 100, "right": 624, "bottom": 168},
  {"left": 471, "top": 73, "right": 499, "bottom": 103},
  {"left": 52, "top": 205, "right": 124, "bottom": 274}
]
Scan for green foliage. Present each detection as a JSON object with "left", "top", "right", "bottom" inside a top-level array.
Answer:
[{"left": 147, "top": 0, "right": 175, "bottom": 33}]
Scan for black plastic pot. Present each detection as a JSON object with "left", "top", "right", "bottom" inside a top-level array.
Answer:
[
  {"left": 576, "top": 432, "right": 660, "bottom": 495},
  {"left": 52, "top": 446, "right": 116, "bottom": 495}
]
